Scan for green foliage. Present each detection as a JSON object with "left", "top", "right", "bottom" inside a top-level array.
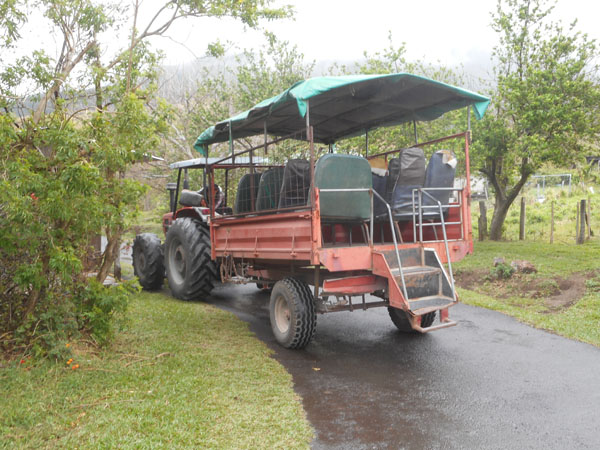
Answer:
[
  {"left": 472, "top": 0, "right": 600, "bottom": 239},
  {"left": 490, "top": 262, "right": 515, "bottom": 279},
  {"left": 1, "top": 0, "right": 291, "bottom": 358}
]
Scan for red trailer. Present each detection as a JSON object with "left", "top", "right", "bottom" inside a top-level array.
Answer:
[{"left": 133, "top": 73, "right": 490, "bottom": 348}]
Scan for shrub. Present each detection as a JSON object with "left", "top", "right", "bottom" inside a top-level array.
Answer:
[{"left": 490, "top": 262, "right": 515, "bottom": 280}]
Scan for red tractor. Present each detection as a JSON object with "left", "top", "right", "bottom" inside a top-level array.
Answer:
[{"left": 133, "top": 73, "right": 490, "bottom": 348}]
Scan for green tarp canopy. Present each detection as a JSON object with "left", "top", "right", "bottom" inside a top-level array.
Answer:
[{"left": 194, "top": 73, "right": 490, "bottom": 155}]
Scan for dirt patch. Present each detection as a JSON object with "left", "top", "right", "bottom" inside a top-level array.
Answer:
[
  {"left": 544, "top": 273, "right": 590, "bottom": 311},
  {"left": 455, "top": 268, "right": 595, "bottom": 313}
]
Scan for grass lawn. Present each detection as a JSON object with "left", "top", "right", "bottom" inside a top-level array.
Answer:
[
  {"left": 455, "top": 240, "right": 600, "bottom": 347},
  {"left": 0, "top": 292, "right": 313, "bottom": 449}
]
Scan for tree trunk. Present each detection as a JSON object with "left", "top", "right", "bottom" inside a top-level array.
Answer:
[
  {"left": 489, "top": 201, "right": 512, "bottom": 240},
  {"left": 482, "top": 157, "right": 533, "bottom": 241},
  {"left": 96, "top": 230, "right": 122, "bottom": 283}
]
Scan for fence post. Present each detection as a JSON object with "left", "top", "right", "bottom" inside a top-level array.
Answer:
[
  {"left": 550, "top": 200, "right": 554, "bottom": 244},
  {"left": 478, "top": 201, "right": 488, "bottom": 241},
  {"left": 576, "top": 202, "right": 580, "bottom": 242},
  {"left": 519, "top": 197, "right": 526, "bottom": 240},
  {"left": 587, "top": 196, "right": 592, "bottom": 239},
  {"left": 577, "top": 199, "right": 586, "bottom": 244}
]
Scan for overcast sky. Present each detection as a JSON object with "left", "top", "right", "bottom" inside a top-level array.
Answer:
[
  {"left": 12, "top": 0, "right": 600, "bottom": 80},
  {"left": 147, "top": 0, "right": 600, "bottom": 73}
]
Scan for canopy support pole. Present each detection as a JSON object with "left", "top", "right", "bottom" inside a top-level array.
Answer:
[
  {"left": 229, "top": 120, "right": 234, "bottom": 164},
  {"left": 365, "top": 129, "right": 369, "bottom": 158},
  {"left": 413, "top": 120, "right": 418, "bottom": 144},
  {"left": 183, "top": 168, "right": 189, "bottom": 190},
  {"left": 263, "top": 121, "right": 268, "bottom": 156},
  {"left": 250, "top": 139, "right": 255, "bottom": 212},
  {"left": 224, "top": 168, "right": 229, "bottom": 208},
  {"left": 307, "top": 101, "right": 315, "bottom": 205},
  {"left": 467, "top": 105, "right": 472, "bottom": 144}
]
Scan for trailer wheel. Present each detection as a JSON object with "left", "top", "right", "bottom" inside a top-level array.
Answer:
[
  {"left": 132, "top": 233, "right": 164, "bottom": 290},
  {"left": 270, "top": 278, "right": 316, "bottom": 349},
  {"left": 165, "top": 218, "right": 217, "bottom": 300},
  {"left": 388, "top": 307, "right": 435, "bottom": 332}
]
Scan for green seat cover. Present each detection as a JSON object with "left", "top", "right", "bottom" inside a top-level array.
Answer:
[
  {"left": 256, "top": 167, "right": 284, "bottom": 211},
  {"left": 314, "top": 154, "right": 372, "bottom": 222}
]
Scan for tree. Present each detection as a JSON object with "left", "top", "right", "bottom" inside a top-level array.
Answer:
[
  {"left": 473, "top": 0, "right": 600, "bottom": 240},
  {"left": 0, "top": 0, "right": 291, "bottom": 357}
]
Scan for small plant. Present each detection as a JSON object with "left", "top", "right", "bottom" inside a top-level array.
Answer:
[
  {"left": 490, "top": 262, "right": 515, "bottom": 280},
  {"left": 585, "top": 276, "right": 600, "bottom": 293}
]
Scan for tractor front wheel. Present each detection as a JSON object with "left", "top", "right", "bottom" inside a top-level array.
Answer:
[
  {"left": 388, "top": 307, "right": 435, "bottom": 332},
  {"left": 165, "top": 218, "right": 217, "bottom": 301},
  {"left": 269, "top": 278, "right": 316, "bottom": 349},
  {"left": 132, "top": 233, "right": 164, "bottom": 290}
]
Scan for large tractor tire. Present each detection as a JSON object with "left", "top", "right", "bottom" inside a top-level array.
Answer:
[
  {"left": 165, "top": 218, "right": 217, "bottom": 301},
  {"left": 388, "top": 307, "right": 435, "bottom": 333},
  {"left": 132, "top": 233, "right": 164, "bottom": 290},
  {"left": 269, "top": 278, "right": 316, "bottom": 349}
]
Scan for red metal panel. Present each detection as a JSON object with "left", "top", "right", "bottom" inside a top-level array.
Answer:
[
  {"left": 318, "top": 246, "right": 373, "bottom": 272},
  {"left": 371, "top": 251, "right": 409, "bottom": 310},
  {"left": 322, "top": 275, "right": 387, "bottom": 295},
  {"left": 212, "top": 211, "right": 313, "bottom": 261}
]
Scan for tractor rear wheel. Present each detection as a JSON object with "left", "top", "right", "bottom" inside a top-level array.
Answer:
[
  {"left": 132, "top": 233, "right": 164, "bottom": 290},
  {"left": 388, "top": 307, "right": 435, "bottom": 332},
  {"left": 269, "top": 278, "right": 316, "bottom": 349},
  {"left": 165, "top": 218, "right": 217, "bottom": 301}
]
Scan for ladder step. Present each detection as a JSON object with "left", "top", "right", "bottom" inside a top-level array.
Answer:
[
  {"left": 409, "top": 295, "right": 454, "bottom": 312},
  {"left": 391, "top": 266, "right": 440, "bottom": 277}
]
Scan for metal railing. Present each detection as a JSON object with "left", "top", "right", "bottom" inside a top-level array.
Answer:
[
  {"left": 411, "top": 187, "right": 463, "bottom": 243},
  {"left": 317, "top": 187, "right": 409, "bottom": 301},
  {"left": 416, "top": 189, "right": 456, "bottom": 302},
  {"left": 317, "top": 186, "right": 458, "bottom": 303}
]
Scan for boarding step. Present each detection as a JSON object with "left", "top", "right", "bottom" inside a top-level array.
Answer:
[
  {"left": 409, "top": 295, "right": 455, "bottom": 314},
  {"left": 390, "top": 266, "right": 441, "bottom": 277},
  {"left": 393, "top": 265, "right": 442, "bottom": 299},
  {"left": 383, "top": 248, "right": 422, "bottom": 269}
]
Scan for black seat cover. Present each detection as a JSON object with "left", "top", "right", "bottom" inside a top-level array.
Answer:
[
  {"left": 278, "top": 159, "right": 311, "bottom": 209},
  {"left": 234, "top": 172, "right": 262, "bottom": 214},
  {"left": 372, "top": 172, "right": 388, "bottom": 217},
  {"left": 256, "top": 167, "right": 284, "bottom": 211},
  {"left": 391, "top": 147, "right": 426, "bottom": 217},
  {"left": 422, "top": 149, "right": 457, "bottom": 215}
]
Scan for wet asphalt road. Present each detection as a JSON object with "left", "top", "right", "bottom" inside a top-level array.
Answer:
[{"left": 205, "top": 283, "right": 600, "bottom": 450}]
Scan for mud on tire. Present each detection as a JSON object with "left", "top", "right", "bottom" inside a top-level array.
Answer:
[
  {"left": 132, "top": 233, "right": 164, "bottom": 290},
  {"left": 165, "top": 218, "right": 217, "bottom": 300},
  {"left": 269, "top": 278, "right": 316, "bottom": 349},
  {"left": 388, "top": 307, "right": 435, "bottom": 332}
]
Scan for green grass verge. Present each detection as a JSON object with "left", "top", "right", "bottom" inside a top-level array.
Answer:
[
  {"left": 455, "top": 240, "right": 600, "bottom": 347},
  {"left": 0, "top": 292, "right": 313, "bottom": 449},
  {"left": 456, "top": 239, "right": 600, "bottom": 276}
]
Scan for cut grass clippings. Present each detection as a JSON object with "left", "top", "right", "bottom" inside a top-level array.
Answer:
[
  {"left": 455, "top": 240, "right": 600, "bottom": 347},
  {"left": 0, "top": 291, "right": 313, "bottom": 449}
]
